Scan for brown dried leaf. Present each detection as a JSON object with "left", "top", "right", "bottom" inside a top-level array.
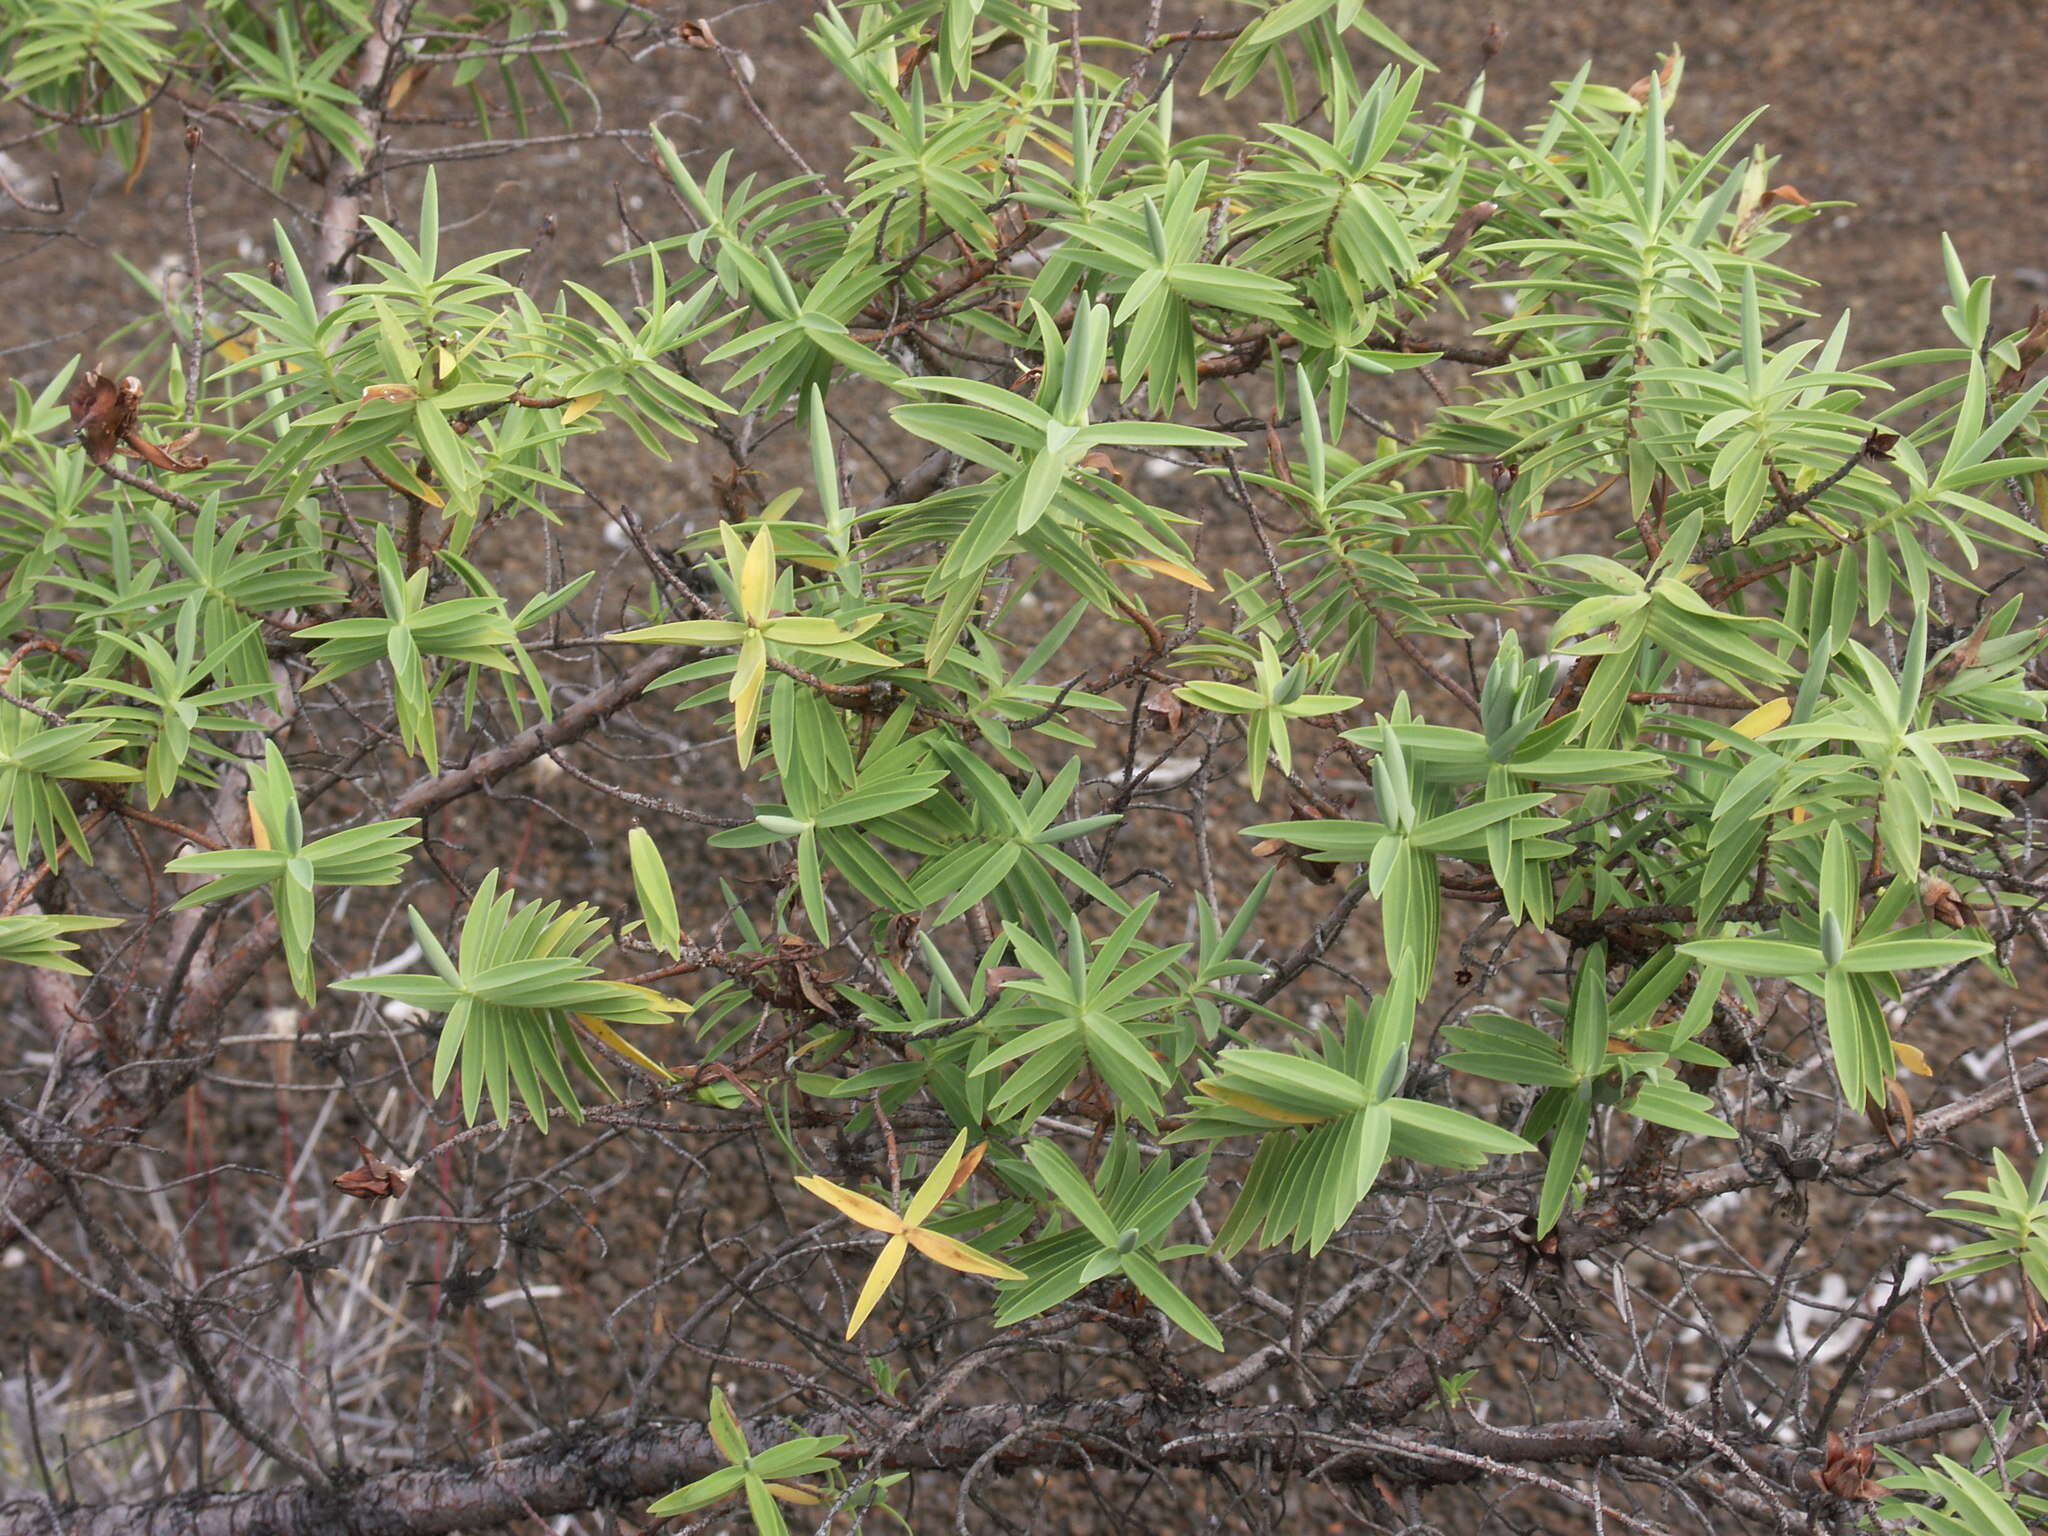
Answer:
[
  {"left": 1251, "top": 813, "right": 1337, "bottom": 885},
  {"left": 713, "top": 463, "right": 763, "bottom": 519},
  {"left": 1886, "top": 1078, "right": 1917, "bottom": 1143},
  {"left": 123, "top": 106, "right": 154, "bottom": 196},
  {"left": 2019, "top": 306, "right": 2048, "bottom": 373},
  {"left": 385, "top": 63, "right": 432, "bottom": 112},
  {"left": 124, "top": 431, "right": 209, "bottom": 473},
  {"left": 1811, "top": 1431, "right": 1877, "bottom": 1501},
  {"left": 1626, "top": 45, "right": 1683, "bottom": 104},
  {"left": 1919, "top": 873, "right": 1972, "bottom": 930},
  {"left": 1925, "top": 621, "right": 1987, "bottom": 693},
  {"left": 332, "top": 1140, "right": 408, "bottom": 1202},
  {"left": 795, "top": 960, "right": 842, "bottom": 1017},
  {"left": 70, "top": 368, "right": 208, "bottom": 471},
  {"left": 1142, "top": 691, "right": 1184, "bottom": 733},
  {"left": 68, "top": 369, "right": 134, "bottom": 465},
  {"left": 885, "top": 912, "right": 923, "bottom": 963},
  {"left": 936, "top": 1141, "right": 987, "bottom": 1204},
  {"left": 1078, "top": 450, "right": 1125, "bottom": 487},
  {"left": 1438, "top": 200, "right": 1498, "bottom": 261}
]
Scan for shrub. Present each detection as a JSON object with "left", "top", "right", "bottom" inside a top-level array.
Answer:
[{"left": 3, "top": 2, "right": 2047, "bottom": 1532}]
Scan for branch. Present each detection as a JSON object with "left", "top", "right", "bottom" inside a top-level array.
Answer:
[
  {"left": 311, "top": 0, "right": 405, "bottom": 311},
  {"left": 0, "top": 645, "right": 689, "bottom": 1242},
  {"left": 0, "top": 1400, "right": 1737, "bottom": 1536}
]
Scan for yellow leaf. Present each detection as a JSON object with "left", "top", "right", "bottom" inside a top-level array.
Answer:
[
  {"left": 123, "top": 104, "right": 153, "bottom": 195},
  {"left": 801, "top": 1130, "right": 1023, "bottom": 1335},
  {"left": 1707, "top": 696, "right": 1790, "bottom": 753},
  {"left": 385, "top": 63, "right": 430, "bottom": 112},
  {"left": 360, "top": 383, "right": 419, "bottom": 404},
  {"left": 903, "top": 1130, "right": 973, "bottom": 1226},
  {"left": 1893, "top": 1039, "right": 1933, "bottom": 1077},
  {"left": 845, "top": 1233, "right": 908, "bottom": 1337},
  {"left": 1024, "top": 131, "right": 1075, "bottom": 166},
  {"left": 730, "top": 632, "right": 767, "bottom": 766},
  {"left": 717, "top": 520, "right": 749, "bottom": 574},
  {"left": 796, "top": 1176, "right": 906, "bottom": 1236},
  {"left": 1732, "top": 696, "right": 1792, "bottom": 738},
  {"left": 1114, "top": 557, "right": 1214, "bottom": 592},
  {"left": 905, "top": 1228, "right": 1027, "bottom": 1282},
  {"left": 571, "top": 1014, "right": 676, "bottom": 1082},
  {"left": 436, "top": 346, "right": 457, "bottom": 381},
  {"left": 561, "top": 392, "right": 603, "bottom": 425},
  {"left": 739, "top": 525, "right": 777, "bottom": 624},
  {"left": 758, "top": 487, "right": 804, "bottom": 522},
  {"left": 1789, "top": 805, "right": 1809, "bottom": 823},
  {"left": 936, "top": 1139, "right": 987, "bottom": 1206},
  {"left": 373, "top": 462, "right": 444, "bottom": 508},
  {"left": 1194, "top": 1079, "right": 1325, "bottom": 1126},
  {"left": 248, "top": 798, "right": 271, "bottom": 851},
  {"left": 767, "top": 1483, "right": 826, "bottom": 1505},
  {"left": 607, "top": 982, "right": 692, "bottom": 1016}
]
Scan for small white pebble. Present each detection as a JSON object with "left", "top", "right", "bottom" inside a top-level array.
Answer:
[{"left": 1121, "top": 756, "right": 1203, "bottom": 792}]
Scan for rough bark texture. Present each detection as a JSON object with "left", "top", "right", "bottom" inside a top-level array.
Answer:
[{"left": 0, "top": 1403, "right": 1719, "bottom": 1536}]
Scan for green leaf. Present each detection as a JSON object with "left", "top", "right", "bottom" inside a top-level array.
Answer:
[
  {"left": 628, "top": 827, "right": 682, "bottom": 957},
  {"left": 1677, "top": 938, "right": 1823, "bottom": 978}
]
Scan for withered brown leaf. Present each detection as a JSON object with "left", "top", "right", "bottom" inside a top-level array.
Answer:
[
  {"left": 68, "top": 369, "right": 134, "bottom": 466},
  {"left": 332, "top": 1139, "right": 409, "bottom": 1202},
  {"left": 1919, "top": 873, "right": 1972, "bottom": 930},
  {"left": 127, "top": 432, "right": 210, "bottom": 474},
  {"left": 1925, "top": 621, "right": 1987, "bottom": 693},
  {"left": 1811, "top": 1431, "right": 1876, "bottom": 1501},
  {"left": 1077, "top": 450, "right": 1125, "bottom": 487},
  {"left": 1626, "top": 48, "right": 1681, "bottom": 104},
  {"left": 1142, "top": 690, "right": 1184, "bottom": 733},
  {"left": 67, "top": 367, "right": 209, "bottom": 471}
]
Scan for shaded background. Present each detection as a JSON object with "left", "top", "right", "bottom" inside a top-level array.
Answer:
[
  {"left": 1377, "top": 0, "right": 2045, "bottom": 324},
  {"left": 6, "top": 1, "right": 2045, "bottom": 377}
]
